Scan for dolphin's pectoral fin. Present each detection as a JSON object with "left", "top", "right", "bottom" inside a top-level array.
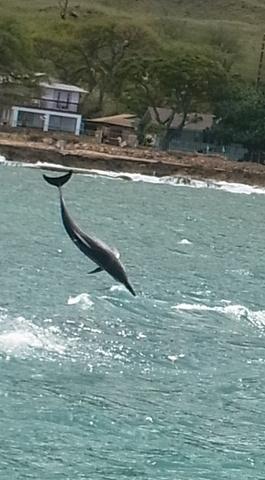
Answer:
[{"left": 88, "top": 267, "right": 103, "bottom": 274}]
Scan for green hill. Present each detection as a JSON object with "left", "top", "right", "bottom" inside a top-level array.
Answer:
[
  {"left": 2, "top": 0, "right": 265, "bottom": 22},
  {"left": 0, "top": 0, "right": 264, "bottom": 79}
]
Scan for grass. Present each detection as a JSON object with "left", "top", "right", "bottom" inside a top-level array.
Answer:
[
  {"left": 2, "top": 0, "right": 265, "bottom": 22},
  {"left": 0, "top": 0, "right": 265, "bottom": 80}
]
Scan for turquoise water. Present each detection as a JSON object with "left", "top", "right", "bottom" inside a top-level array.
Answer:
[{"left": 1, "top": 164, "right": 265, "bottom": 479}]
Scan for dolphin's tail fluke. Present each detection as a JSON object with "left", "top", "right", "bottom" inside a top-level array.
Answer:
[{"left": 43, "top": 171, "right": 73, "bottom": 188}]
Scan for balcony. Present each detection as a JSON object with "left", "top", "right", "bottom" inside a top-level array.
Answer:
[{"left": 15, "top": 97, "right": 81, "bottom": 114}]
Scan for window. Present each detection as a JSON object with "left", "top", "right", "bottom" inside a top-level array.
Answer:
[
  {"left": 17, "top": 111, "right": 44, "bottom": 129},
  {"left": 54, "top": 91, "right": 71, "bottom": 110},
  {"left": 49, "top": 115, "right": 77, "bottom": 132}
]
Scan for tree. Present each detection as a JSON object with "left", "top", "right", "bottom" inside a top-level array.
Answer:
[
  {"left": 58, "top": 0, "right": 70, "bottom": 20},
  {"left": 121, "top": 47, "right": 227, "bottom": 149},
  {"left": 212, "top": 81, "right": 265, "bottom": 160},
  {"left": 35, "top": 18, "right": 159, "bottom": 114},
  {"left": 0, "top": 18, "right": 38, "bottom": 109},
  {"left": 74, "top": 19, "right": 160, "bottom": 112},
  {"left": 0, "top": 18, "right": 34, "bottom": 76}
]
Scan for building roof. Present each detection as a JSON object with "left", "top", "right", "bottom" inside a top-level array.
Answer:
[
  {"left": 0, "top": 74, "right": 88, "bottom": 94},
  {"left": 87, "top": 113, "right": 138, "bottom": 128},
  {"left": 146, "top": 107, "right": 213, "bottom": 131},
  {"left": 40, "top": 81, "right": 88, "bottom": 94}
]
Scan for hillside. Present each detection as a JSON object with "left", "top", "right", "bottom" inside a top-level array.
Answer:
[
  {"left": 0, "top": 0, "right": 264, "bottom": 80},
  {"left": 2, "top": 0, "right": 265, "bottom": 23}
]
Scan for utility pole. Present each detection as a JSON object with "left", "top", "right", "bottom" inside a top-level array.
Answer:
[{"left": 257, "top": 32, "right": 265, "bottom": 87}]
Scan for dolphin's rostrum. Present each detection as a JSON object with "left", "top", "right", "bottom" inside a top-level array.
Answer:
[{"left": 43, "top": 171, "right": 136, "bottom": 296}]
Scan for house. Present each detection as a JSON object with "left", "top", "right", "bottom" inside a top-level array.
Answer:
[
  {"left": 143, "top": 107, "right": 248, "bottom": 159},
  {"left": 85, "top": 113, "right": 139, "bottom": 147},
  {"left": 7, "top": 80, "right": 87, "bottom": 135},
  {"left": 143, "top": 107, "right": 214, "bottom": 151}
]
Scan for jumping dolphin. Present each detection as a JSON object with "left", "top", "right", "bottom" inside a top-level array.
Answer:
[{"left": 43, "top": 171, "right": 136, "bottom": 296}]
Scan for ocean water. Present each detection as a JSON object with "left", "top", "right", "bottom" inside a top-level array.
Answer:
[{"left": 1, "top": 160, "right": 265, "bottom": 479}]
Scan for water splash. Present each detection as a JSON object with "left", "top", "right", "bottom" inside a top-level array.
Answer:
[
  {"left": 110, "top": 284, "right": 128, "bottom": 293},
  {"left": 0, "top": 311, "right": 69, "bottom": 358},
  {"left": 67, "top": 293, "right": 94, "bottom": 310}
]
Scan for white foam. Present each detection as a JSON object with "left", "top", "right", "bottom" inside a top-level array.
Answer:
[
  {"left": 110, "top": 284, "right": 128, "bottom": 293},
  {"left": 172, "top": 302, "right": 246, "bottom": 316},
  {"left": 145, "top": 416, "right": 153, "bottom": 423},
  {"left": 214, "top": 181, "right": 265, "bottom": 195},
  {"left": 0, "top": 156, "right": 26, "bottom": 168},
  {"left": 1, "top": 157, "right": 265, "bottom": 195},
  {"left": 67, "top": 293, "right": 94, "bottom": 310},
  {"left": 168, "top": 177, "right": 265, "bottom": 195},
  {"left": 172, "top": 302, "right": 265, "bottom": 329},
  {"left": 137, "top": 332, "right": 147, "bottom": 339},
  {"left": 0, "top": 331, "right": 43, "bottom": 350},
  {"left": 178, "top": 239, "right": 192, "bottom": 245},
  {"left": 168, "top": 355, "right": 178, "bottom": 362},
  {"left": 173, "top": 303, "right": 212, "bottom": 312},
  {"left": 0, "top": 312, "right": 67, "bottom": 357},
  {"left": 45, "top": 166, "right": 265, "bottom": 195}
]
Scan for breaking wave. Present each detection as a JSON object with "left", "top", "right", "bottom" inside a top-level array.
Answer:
[
  {"left": 172, "top": 302, "right": 265, "bottom": 329},
  {"left": 0, "top": 156, "right": 264, "bottom": 195}
]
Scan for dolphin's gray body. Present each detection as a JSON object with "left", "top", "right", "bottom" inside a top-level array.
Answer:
[{"left": 43, "top": 171, "right": 136, "bottom": 296}]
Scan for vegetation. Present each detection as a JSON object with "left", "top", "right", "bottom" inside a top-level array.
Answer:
[
  {"left": 121, "top": 47, "right": 227, "bottom": 149},
  {"left": 212, "top": 82, "right": 265, "bottom": 159},
  {"left": 0, "top": 0, "right": 265, "bottom": 154},
  {"left": 35, "top": 18, "right": 159, "bottom": 114},
  {"left": 0, "top": 0, "right": 264, "bottom": 81},
  {"left": 0, "top": 17, "right": 40, "bottom": 108}
]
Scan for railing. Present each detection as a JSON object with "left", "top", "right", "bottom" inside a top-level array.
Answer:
[{"left": 14, "top": 97, "right": 81, "bottom": 114}]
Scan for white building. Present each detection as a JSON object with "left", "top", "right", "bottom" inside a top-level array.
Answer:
[{"left": 9, "top": 81, "right": 87, "bottom": 135}]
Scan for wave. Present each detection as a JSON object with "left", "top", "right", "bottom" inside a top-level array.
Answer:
[
  {"left": 178, "top": 239, "right": 192, "bottom": 245},
  {"left": 83, "top": 169, "right": 265, "bottom": 195},
  {"left": 0, "top": 310, "right": 69, "bottom": 358},
  {"left": 110, "top": 284, "right": 128, "bottom": 293},
  {"left": 1, "top": 155, "right": 265, "bottom": 195},
  {"left": 172, "top": 302, "right": 265, "bottom": 329},
  {"left": 67, "top": 293, "right": 94, "bottom": 310}
]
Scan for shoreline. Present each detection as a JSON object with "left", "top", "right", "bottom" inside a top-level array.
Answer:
[{"left": 1, "top": 132, "right": 265, "bottom": 186}]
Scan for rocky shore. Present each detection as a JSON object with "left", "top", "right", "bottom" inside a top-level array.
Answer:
[{"left": 0, "top": 131, "right": 265, "bottom": 186}]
